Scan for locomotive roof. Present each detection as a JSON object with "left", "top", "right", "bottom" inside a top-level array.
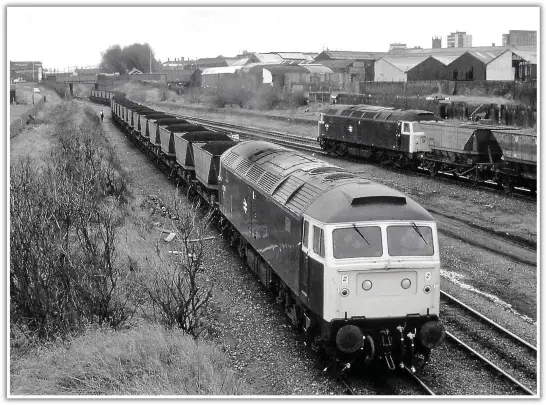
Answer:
[
  {"left": 323, "top": 105, "right": 440, "bottom": 122},
  {"left": 221, "top": 141, "right": 433, "bottom": 222}
]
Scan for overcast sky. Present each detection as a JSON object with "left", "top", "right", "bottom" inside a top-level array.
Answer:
[{"left": 6, "top": 3, "right": 540, "bottom": 71}]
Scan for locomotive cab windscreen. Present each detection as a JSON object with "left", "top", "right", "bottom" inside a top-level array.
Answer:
[{"left": 399, "top": 120, "right": 430, "bottom": 155}]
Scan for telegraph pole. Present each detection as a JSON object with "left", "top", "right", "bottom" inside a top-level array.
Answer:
[{"left": 149, "top": 46, "right": 152, "bottom": 74}]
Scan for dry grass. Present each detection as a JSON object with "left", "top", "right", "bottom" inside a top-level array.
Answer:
[
  {"left": 10, "top": 101, "right": 83, "bottom": 166},
  {"left": 10, "top": 323, "right": 248, "bottom": 396}
]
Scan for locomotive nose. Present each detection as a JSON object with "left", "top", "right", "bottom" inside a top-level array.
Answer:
[
  {"left": 419, "top": 321, "right": 446, "bottom": 349},
  {"left": 336, "top": 324, "right": 364, "bottom": 353}
]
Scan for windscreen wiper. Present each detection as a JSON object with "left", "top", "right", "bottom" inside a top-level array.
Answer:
[
  {"left": 352, "top": 224, "right": 370, "bottom": 246},
  {"left": 411, "top": 222, "right": 428, "bottom": 244}
]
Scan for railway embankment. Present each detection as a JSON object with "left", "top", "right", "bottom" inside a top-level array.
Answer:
[{"left": 9, "top": 100, "right": 247, "bottom": 395}]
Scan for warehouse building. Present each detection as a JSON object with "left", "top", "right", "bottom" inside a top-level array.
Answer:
[
  {"left": 374, "top": 55, "right": 447, "bottom": 81},
  {"left": 444, "top": 50, "right": 501, "bottom": 81},
  {"left": 201, "top": 66, "right": 244, "bottom": 87},
  {"left": 486, "top": 48, "right": 537, "bottom": 81}
]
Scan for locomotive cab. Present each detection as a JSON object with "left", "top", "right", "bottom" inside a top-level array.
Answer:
[
  {"left": 302, "top": 184, "right": 445, "bottom": 370},
  {"left": 398, "top": 120, "right": 431, "bottom": 156}
]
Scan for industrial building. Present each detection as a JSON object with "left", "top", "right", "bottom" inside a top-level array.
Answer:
[
  {"left": 447, "top": 31, "right": 472, "bottom": 48},
  {"left": 502, "top": 30, "right": 537, "bottom": 46},
  {"left": 374, "top": 55, "right": 447, "bottom": 81},
  {"left": 10, "top": 61, "right": 42, "bottom": 82}
]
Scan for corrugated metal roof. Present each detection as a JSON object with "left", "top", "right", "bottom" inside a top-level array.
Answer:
[
  {"left": 201, "top": 66, "right": 243, "bottom": 75},
  {"left": 512, "top": 49, "right": 537, "bottom": 64},
  {"left": 318, "top": 50, "right": 386, "bottom": 60},
  {"left": 254, "top": 53, "right": 284, "bottom": 64},
  {"left": 280, "top": 60, "right": 302, "bottom": 65},
  {"left": 313, "top": 59, "right": 354, "bottom": 71},
  {"left": 388, "top": 45, "right": 510, "bottom": 56},
  {"left": 379, "top": 55, "right": 430, "bottom": 72},
  {"left": 225, "top": 57, "right": 251, "bottom": 66},
  {"left": 249, "top": 65, "right": 308, "bottom": 75},
  {"left": 301, "top": 64, "right": 334, "bottom": 74},
  {"left": 467, "top": 51, "right": 499, "bottom": 63},
  {"left": 276, "top": 52, "right": 311, "bottom": 60},
  {"left": 195, "top": 57, "right": 228, "bottom": 64},
  {"left": 430, "top": 55, "right": 459, "bottom": 65}
]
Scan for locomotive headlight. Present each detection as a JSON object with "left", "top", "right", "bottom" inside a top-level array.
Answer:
[
  {"left": 423, "top": 285, "right": 432, "bottom": 294},
  {"left": 362, "top": 280, "right": 372, "bottom": 291},
  {"left": 340, "top": 288, "right": 350, "bottom": 297},
  {"left": 401, "top": 278, "right": 411, "bottom": 289}
]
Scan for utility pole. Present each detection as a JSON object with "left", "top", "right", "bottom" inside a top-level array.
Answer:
[{"left": 149, "top": 46, "right": 152, "bottom": 74}]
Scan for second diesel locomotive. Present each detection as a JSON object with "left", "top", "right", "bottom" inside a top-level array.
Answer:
[
  {"left": 317, "top": 104, "right": 537, "bottom": 192},
  {"left": 106, "top": 93, "right": 446, "bottom": 371},
  {"left": 317, "top": 104, "right": 440, "bottom": 166}
]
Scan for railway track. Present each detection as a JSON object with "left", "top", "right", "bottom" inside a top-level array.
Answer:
[
  {"left": 178, "top": 114, "right": 537, "bottom": 258},
  {"left": 441, "top": 290, "right": 537, "bottom": 395},
  {"left": 101, "top": 100, "right": 536, "bottom": 396},
  {"left": 177, "top": 114, "right": 535, "bottom": 200},
  {"left": 333, "top": 368, "right": 436, "bottom": 396}
]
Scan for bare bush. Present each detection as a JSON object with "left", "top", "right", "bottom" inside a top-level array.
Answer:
[
  {"left": 10, "top": 103, "right": 135, "bottom": 341},
  {"left": 247, "top": 86, "right": 283, "bottom": 110},
  {"left": 10, "top": 157, "right": 77, "bottom": 339},
  {"left": 144, "top": 196, "right": 214, "bottom": 338}
]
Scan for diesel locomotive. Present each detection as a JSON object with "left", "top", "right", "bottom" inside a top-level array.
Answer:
[
  {"left": 101, "top": 91, "right": 447, "bottom": 371},
  {"left": 317, "top": 103, "right": 537, "bottom": 192}
]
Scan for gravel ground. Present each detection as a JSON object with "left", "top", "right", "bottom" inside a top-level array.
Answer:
[
  {"left": 439, "top": 299, "right": 537, "bottom": 393},
  {"left": 88, "top": 103, "right": 352, "bottom": 396},
  {"left": 89, "top": 99, "right": 538, "bottom": 396}
]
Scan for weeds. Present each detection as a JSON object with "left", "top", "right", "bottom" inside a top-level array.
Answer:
[
  {"left": 10, "top": 324, "right": 248, "bottom": 395},
  {"left": 144, "top": 195, "right": 214, "bottom": 338},
  {"left": 10, "top": 102, "right": 134, "bottom": 340}
]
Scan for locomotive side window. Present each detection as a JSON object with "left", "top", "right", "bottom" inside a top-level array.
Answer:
[
  {"left": 387, "top": 225, "right": 434, "bottom": 256},
  {"left": 402, "top": 123, "right": 411, "bottom": 133},
  {"left": 302, "top": 220, "right": 309, "bottom": 248},
  {"left": 411, "top": 122, "right": 424, "bottom": 133},
  {"left": 285, "top": 217, "right": 291, "bottom": 233},
  {"left": 312, "top": 226, "right": 325, "bottom": 258},
  {"left": 333, "top": 226, "right": 383, "bottom": 258}
]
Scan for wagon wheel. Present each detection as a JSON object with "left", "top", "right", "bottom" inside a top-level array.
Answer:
[{"left": 336, "top": 143, "right": 348, "bottom": 157}]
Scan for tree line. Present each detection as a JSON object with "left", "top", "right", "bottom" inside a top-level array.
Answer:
[{"left": 100, "top": 43, "right": 161, "bottom": 75}]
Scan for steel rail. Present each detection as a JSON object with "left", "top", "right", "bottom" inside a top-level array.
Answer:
[
  {"left": 441, "top": 290, "right": 537, "bottom": 353},
  {"left": 177, "top": 114, "right": 535, "bottom": 199},
  {"left": 404, "top": 367, "right": 436, "bottom": 395},
  {"left": 338, "top": 376, "right": 357, "bottom": 396},
  {"left": 446, "top": 332, "right": 535, "bottom": 395}
]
